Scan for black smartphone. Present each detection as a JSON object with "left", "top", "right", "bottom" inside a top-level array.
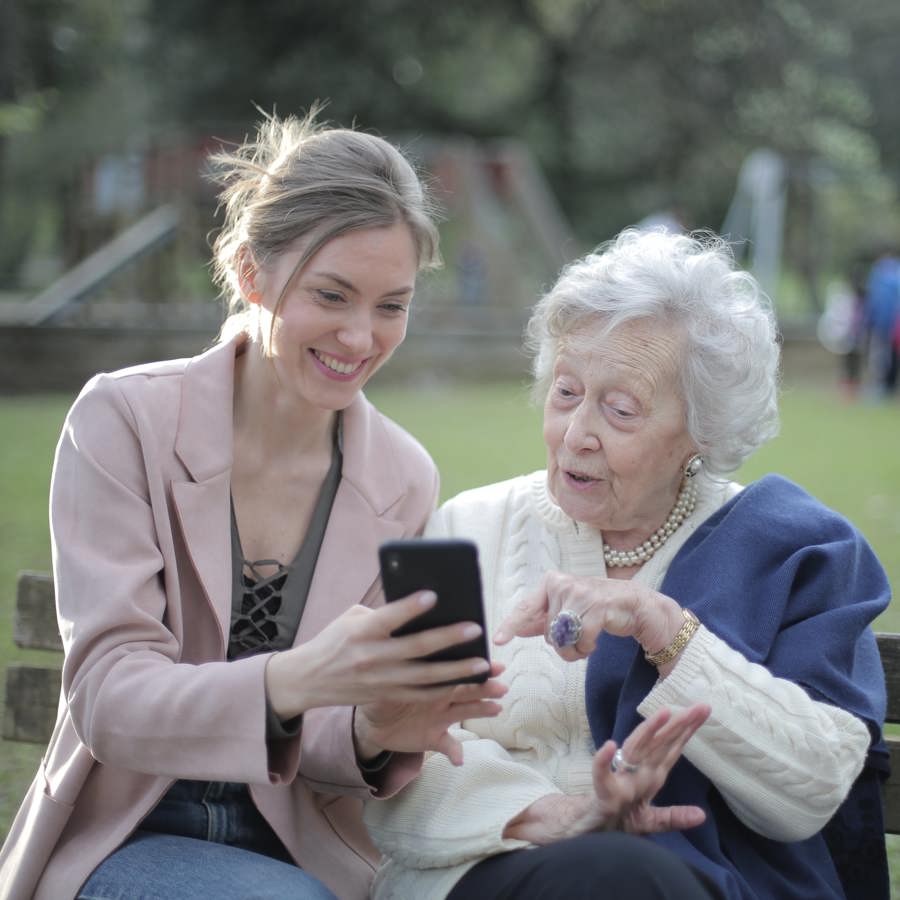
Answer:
[{"left": 379, "top": 538, "right": 490, "bottom": 685}]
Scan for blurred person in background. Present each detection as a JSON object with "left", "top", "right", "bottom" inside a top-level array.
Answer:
[
  {"left": 863, "top": 244, "right": 900, "bottom": 399},
  {"left": 817, "top": 261, "right": 868, "bottom": 400},
  {"left": 0, "top": 110, "right": 507, "bottom": 900},
  {"left": 365, "top": 229, "right": 890, "bottom": 900}
]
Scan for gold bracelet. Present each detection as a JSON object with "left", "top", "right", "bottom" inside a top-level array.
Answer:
[{"left": 644, "top": 608, "right": 700, "bottom": 667}]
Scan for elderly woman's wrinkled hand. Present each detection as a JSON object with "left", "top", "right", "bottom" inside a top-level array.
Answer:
[
  {"left": 502, "top": 704, "right": 710, "bottom": 844},
  {"left": 494, "top": 571, "right": 685, "bottom": 664}
]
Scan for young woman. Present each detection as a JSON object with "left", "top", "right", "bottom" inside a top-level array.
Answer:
[{"left": 0, "top": 111, "right": 505, "bottom": 900}]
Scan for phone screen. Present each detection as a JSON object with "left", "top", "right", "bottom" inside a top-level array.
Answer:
[{"left": 379, "top": 538, "right": 489, "bottom": 684}]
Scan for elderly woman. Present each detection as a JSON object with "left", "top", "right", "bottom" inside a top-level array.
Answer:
[{"left": 364, "top": 229, "right": 890, "bottom": 900}]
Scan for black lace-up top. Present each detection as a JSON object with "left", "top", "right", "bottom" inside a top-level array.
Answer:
[{"left": 228, "top": 422, "right": 343, "bottom": 662}]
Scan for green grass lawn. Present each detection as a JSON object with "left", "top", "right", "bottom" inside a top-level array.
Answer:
[{"left": 1, "top": 379, "right": 899, "bottom": 886}]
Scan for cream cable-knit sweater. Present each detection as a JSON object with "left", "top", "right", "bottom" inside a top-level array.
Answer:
[{"left": 364, "top": 472, "right": 871, "bottom": 900}]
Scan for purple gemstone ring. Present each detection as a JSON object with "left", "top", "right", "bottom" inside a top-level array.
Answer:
[{"left": 548, "top": 609, "right": 584, "bottom": 649}]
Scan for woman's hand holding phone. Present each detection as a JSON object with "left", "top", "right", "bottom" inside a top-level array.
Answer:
[
  {"left": 264, "top": 589, "right": 506, "bottom": 764},
  {"left": 354, "top": 653, "right": 507, "bottom": 766},
  {"left": 351, "top": 539, "right": 503, "bottom": 764}
]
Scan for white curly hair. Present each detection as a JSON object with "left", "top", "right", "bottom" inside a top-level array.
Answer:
[{"left": 526, "top": 228, "right": 781, "bottom": 476}]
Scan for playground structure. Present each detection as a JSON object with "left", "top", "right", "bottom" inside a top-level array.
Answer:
[
  {"left": 0, "top": 136, "right": 578, "bottom": 390},
  {"left": 0, "top": 138, "right": 836, "bottom": 392},
  {"left": 721, "top": 149, "right": 787, "bottom": 305}
]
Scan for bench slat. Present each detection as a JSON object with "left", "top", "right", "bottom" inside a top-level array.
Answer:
[
  {"left": 876, "top": 633, "right": 900, "bottom": 725},
  {"left": 14, "top": 571, "right": 61, "bottom": 651},
  {"left": 2, "top": 663, "right": 61, "bottom": 743},
  {"left": 885, "top": 737, "right": 900, "bottom": 835}
]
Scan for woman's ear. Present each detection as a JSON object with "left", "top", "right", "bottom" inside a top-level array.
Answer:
[{"left": 237, "top": 246, "right": 262, "bottom": 304}]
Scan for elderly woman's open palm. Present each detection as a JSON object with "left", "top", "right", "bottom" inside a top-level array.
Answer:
[{"left": 502, "top": 703, "right": 710, "bottom": 845}]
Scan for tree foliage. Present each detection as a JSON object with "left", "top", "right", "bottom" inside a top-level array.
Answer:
[
  {"left": 0, "top": 0, "right": 152, "bottom": 279},
  {"left": 135, "top": 1, "right": 897, "bottom": 237},
  {"left": 4, "top": 0, "right": 900, "bottom": 291}
]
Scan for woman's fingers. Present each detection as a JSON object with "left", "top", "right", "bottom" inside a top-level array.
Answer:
[
  {"left": 615, "top": 707, "right": 672, "bottom": 763},
  {"left": 592, "top": 705, "right": 710, "bottom": 813},
  {"left": 350, "top": 662, "right": 488, "bottom": 699},
  {"left": 389, "top": 619, "right": 487, "bottom": 661},
  {"left": 431, "top": 730, "right": 465, "bottom": 767},
  {"left": 653, "top": 704, "right": 710, "bottom": 763},
  {"left": 591, "top": 740, "right": 631, "bottom": 798},
  {"left": 405, "top": 700, "right": 504, "bottom": 759},
  {"left": 588, "top": 723, "right": 709, "bottom": 836},
  {"left": 301, "top": 595, "right": 505, "bottom": 708},
  {"left": 356, "top": 682, "right": 504, "bottom": 763},
  {"left": 448, "top": 670, "right": 508, "bottom": 701},
  {"left": 619, "top": 703, "right": 709, "bottom": 769},
  {"left": 494, "top": 572, "right": 638, "bottom": 655},
  {"left": 593, "top": 739, "right": 618, "bottom": 770},
  {"left": 370, "top": 590, "right": 487, "bottom": 652},
  {"left": 630, "top": 805, "right": 706, "bottom": 833},
  {"left": 366, "top": 590, "right": 494, "bottom": 664},
  {"left": 398, "top": 666, "right": 507, "bottom": 703},
  {"left": 641, "top": 705, "right": 710, "bottom": 771},
  {"left": 493, "top": 585, "right": 549, "bottom": 643},
  {"left": 439, "top": 699, "right": 504, "bottom": 722},
  {"left": 369, "top": 590, "right": 439, "bottom": 632}
]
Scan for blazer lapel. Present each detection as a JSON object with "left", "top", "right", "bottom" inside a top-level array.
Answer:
[
  {"left": 172, "top": 474, "right": 233, "bottom": 647},
  {"left": 171, "top": 337, "right": 241, "bottom": 646}
]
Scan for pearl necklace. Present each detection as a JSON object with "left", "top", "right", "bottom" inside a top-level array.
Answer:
[{"left": 602, "top": 480, "right": 697, "bottom": 568}]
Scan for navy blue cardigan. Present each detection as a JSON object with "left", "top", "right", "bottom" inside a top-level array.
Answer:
[{"left": 584, "top": 475, "right": 890, "bottom": 900}]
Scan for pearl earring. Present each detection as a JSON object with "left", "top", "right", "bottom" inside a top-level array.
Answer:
[{"left": 684, "top": 454, "right": 703, "bottom": 478}]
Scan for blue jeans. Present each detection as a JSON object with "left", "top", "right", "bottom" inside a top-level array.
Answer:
[{"left": 77, "top": 780, "right": 336, "bottom": 900}]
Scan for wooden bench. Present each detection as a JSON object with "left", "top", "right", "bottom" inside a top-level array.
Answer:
[
  {"left": 3, "top": 572, "right": 61, "bottom": 744},
  {"left": 5, "top": 571, "right": 900, "bottom": 834}
]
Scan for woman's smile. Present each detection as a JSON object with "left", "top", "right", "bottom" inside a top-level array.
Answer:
[{"left": 310, "top": 349, "right": 369, "bottom": 380}]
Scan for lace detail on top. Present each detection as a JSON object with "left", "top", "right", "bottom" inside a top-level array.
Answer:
[
  {"left": 227, "top": 414, "right": 344, "bottom": 661},
  {"left": 231, "top": 558, "right": 292, "bottom": 656}
]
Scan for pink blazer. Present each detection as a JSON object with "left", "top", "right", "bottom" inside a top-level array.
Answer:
[{"left": 0, "top": 336, "right": 438, "bottom": 900}]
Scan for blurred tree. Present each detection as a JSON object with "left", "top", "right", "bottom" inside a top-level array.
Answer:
[
  {"left": 850, "top": 0, "right": 900, "bottom": 180},
  {"left": 0, "top": 0, "right": 151, "bottom": 284},
  {"left": 5, "top": 0, "right": 900, "bottom": 315},
  {"left": 0, "top": 0, "right": 62, "bottom": 281},
  {"left": 140, "top": 2, "right": 886, "bottom": 242}
]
